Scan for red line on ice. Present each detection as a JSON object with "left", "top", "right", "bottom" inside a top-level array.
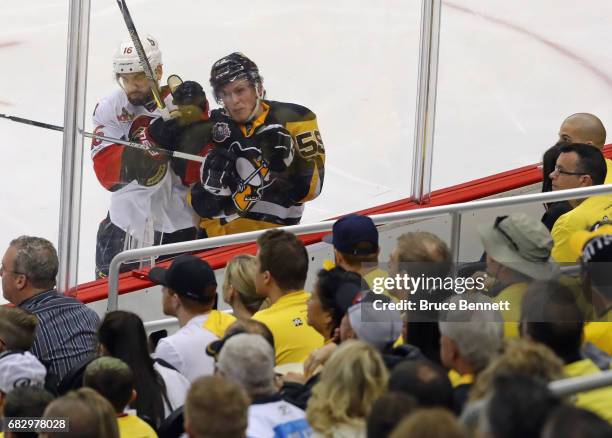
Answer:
[{"left": 444, "top": 1, "right": 612, "bottom": 89}]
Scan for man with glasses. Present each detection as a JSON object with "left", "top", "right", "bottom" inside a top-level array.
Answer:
[
  {"left": 548, "top": 144, "right": 612, "bottom": 262},
  {"left": 478, "top": 213, "right": 559, "bottom": 338},
  {"left": 1, "top": 236, "right": 99, "bottom": 388}
]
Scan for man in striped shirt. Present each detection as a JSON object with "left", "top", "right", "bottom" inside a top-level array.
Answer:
[{"left": 1, "top": 236, "right": 99, "bottom": 386}]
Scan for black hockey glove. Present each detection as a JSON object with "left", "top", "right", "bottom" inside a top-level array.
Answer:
[
  {"left": 172, "top": 81, "right": 209, "bottom": 125},
  {"left": 147, "top": 117, "right": 182, "bottom": 150},
  {"left": 200, "top": 147, "right": 238, "bottom": 197},
  {"left": 255, "top": 124, "right": 295, "bottom": 172}
]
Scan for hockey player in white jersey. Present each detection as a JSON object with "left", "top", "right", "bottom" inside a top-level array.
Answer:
[{"left": 91, "top": 36, "right": 201, "bottom": 278}]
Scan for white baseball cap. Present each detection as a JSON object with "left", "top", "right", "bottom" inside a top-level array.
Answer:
[{"left": 0, "top": 351, "right": 47, "bottom": 394}]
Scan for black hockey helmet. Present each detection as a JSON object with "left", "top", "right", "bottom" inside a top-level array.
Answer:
[{"left": 210, "top": 52, "right": 262, "bottom": 103}]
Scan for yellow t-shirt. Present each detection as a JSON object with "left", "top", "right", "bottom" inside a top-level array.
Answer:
[
  {"left": 551, "top": 194, "right": 612, "bottom": 263},
  {"left": 117, "top": 414, "right": 158, "bottom": 438},
  {"left": 564, "top": 358, "right": 612, "bottom": 422},
  {"left": 202, "top": 309, "right": 237, "bottom": 338},
  {"left": 584, "top": 308, "right": 612, "bottom": 356},
  {"left": 605, "top": 159, "right": 612, "bottom": 184},
  {"left": 252, "top": 290, "right": 324, "bottom": 365},
  {"left": 493, "top": 282, "right": 528, "bottom": 339}
]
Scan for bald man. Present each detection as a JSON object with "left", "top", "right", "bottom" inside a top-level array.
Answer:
[
  {"left": 558, "top": 113, "right": 611, "bottom": 184},
  {"left": 559, "top": 113, "right": 607, "bottom": 148}
]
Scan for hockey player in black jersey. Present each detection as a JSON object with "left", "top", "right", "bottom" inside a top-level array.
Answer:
[{"left": 186, "top": 52, "right": 326, "bottom": 236}]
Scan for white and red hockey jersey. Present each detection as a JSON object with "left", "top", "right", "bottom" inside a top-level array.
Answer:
[{"left": 91, "top": 88, "right": 195, "bottom": 238}]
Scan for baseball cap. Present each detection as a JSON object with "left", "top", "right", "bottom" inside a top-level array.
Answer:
[
  {"left": 347, "top": 295, "right": 402, "bottom": 351},
  {"left": 323, "top": 214, "right": 379, "bottom": 255},
  {"left": 569, "top": 224, "right": 612, "bottom": 262},
  {"left": 149, "top": 254, "right": 217, "bottom": 302},
  {"left": 0, "top": 351, "right": 46, "bottom": 394},
  {"left": 478, "top": 213, "right": 559, "bottom": 280}
]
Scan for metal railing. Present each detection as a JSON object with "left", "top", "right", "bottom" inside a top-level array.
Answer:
[
  {"left": 549, "top": 369, "right": 612, "bottom": 397},
  {"left": 107, "top": 183, "right": 612, "bottom": 311}
]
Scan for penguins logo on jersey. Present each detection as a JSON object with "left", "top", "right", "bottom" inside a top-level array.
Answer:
[
  {"left": 212, "top": 122, "right": 231, "bottom": 143},
  {"left": 229, "top": 141, "right": 273, "bottom": 213}
]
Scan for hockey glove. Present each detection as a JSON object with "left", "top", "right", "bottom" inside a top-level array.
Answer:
[
  {"left": 172, "top": 81, "right": 209, "bottom": 125},
  {"left": 147, "top": 117, "right": 182, "bottom": 150},
  {"left": 255, "top": 124, "right": 295, "bottom": 172},
  {"left": 200, "top": 147, "right": 238, "bottom": 197}
]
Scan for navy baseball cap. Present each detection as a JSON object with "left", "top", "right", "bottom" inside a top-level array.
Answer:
[
  {"left": 149, "top": 254, "right": 217, "bottom": 302},
  {"left": 323, "top": 214, "right": 379, "bottom": 255}
]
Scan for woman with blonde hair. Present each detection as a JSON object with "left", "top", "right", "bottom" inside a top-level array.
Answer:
[
  {"left": 222, "top": 254, "right": 266, "bottom": 319},
  {"left": 307, "top": 340, "right": 388, "bottom": 438}
]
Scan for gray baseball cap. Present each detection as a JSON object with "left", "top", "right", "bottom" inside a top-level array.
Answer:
[
  {"left": 348, "top": 298, "right": 402, "bottom": 351},
  {"left": 478, "top": 213, "right": 559, "bottom": 280}
]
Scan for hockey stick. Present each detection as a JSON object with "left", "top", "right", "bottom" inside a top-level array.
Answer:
[
  {"left": 116, "top": 0, "right": 170, "bottom": 119},
  {"left": 0, "top": 112, "right": 204, "bottom": 163}
]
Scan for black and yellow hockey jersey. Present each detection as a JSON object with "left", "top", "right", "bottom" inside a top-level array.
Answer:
[{"left": 189, "top": 100, "right": 325, "bottom": 234}]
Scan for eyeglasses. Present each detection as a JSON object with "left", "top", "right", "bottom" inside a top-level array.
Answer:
[
  {"left": 552, "top": 165, "right": 587, "bottom": 176},
  {"left": 0, "top": 263, "right": 25, "bottom": 277}
]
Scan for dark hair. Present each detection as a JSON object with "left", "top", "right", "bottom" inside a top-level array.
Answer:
[
  {"left": 542, "top": 142, "right": 567, "bottom": 194},
  {"left": 542, "top": 405, "right": 612, "bottom": 438},
  {"left": 4, "top": 387, "right": 54, "bottom": 438},
  {"left": 366, "top": 392, "right": 417, "bottom": 438},
  {"left": 98, "top": 311, "right": 169, "bottom": 428},
  {"left": 486, "top": 374, "right": 560, "bottom": 438},
  {"left": 225, "top": 319, "right": 275, "bottom": 349},
  {"left": 558, "top": 143, "right": 607, "bottom": 185},
  {"left": 388, "top": 360, "right": 453, "bottom": 409},
  {"left": 83, "top": 357, "right": 134, "bottom": 413},
  {"left": 257, "top": 229, "right": 308, "bottom": 291},
  {"left": 521, "top": 281, "right": 584, "bottom": 364},
  {"left": 316, "top": 267, "right": 363, "bottom": 332}
]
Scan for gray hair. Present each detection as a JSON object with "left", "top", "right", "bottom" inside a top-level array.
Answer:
[
  {"left": 10, "top": 236, "right": 58, "bottom": 289},
  {"left": 216, "top": 333, "right": 276, "bottom": 398},
  {"left": 438, "top": 293, "right": 504, "bottom": 373}
]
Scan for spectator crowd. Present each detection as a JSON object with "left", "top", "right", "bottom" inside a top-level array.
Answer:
[{"left": 0, "top": 113, "right": 611, "bottom": 438}]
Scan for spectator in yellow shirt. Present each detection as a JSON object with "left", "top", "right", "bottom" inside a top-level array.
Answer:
[
  {"left": 252, "top": 230, "right": 323, "bottom": 365},
  {"left": 83, "top": 357, "right": 158, "bottom": 438},
  {"left": 521, "top": 283, "right": 612, "bottom": 422},
  {"left": 549, "top": 143, "right": 612, "bottom": 263},
  {"left": 479, "top": 213, "right": 560, "bottom": 338},
  {"left": 570, "top": 227, "right": 612, "bottom": 355}
]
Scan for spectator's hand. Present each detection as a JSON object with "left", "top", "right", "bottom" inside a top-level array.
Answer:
[
  {"left": 304, "top": 342, "right": 337, "bottom": 378},
  {"left": 255, "top": 124, "right": 294, "bottom": 172}
]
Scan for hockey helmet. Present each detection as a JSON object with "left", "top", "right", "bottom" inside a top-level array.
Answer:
[
  {"left": 113, "top": 35, "right": 162, "bottom": 75},
  {"left": 210, "top": 52, "right": 262, "bottom": 103}
]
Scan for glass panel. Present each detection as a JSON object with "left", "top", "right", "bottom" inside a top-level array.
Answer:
[
  {"left": 0, "top": 2, "right": 68, "bottom": 302},
  {"left": 77, "top": 0, "right": 420, "bottom": 284},
  {"left": 433, "top": 0, "right": 612, "bottom": 190}
]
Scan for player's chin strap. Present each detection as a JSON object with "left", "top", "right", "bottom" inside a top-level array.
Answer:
[{"left": 244, "top": 82, "right": 266, "bottom": 123}]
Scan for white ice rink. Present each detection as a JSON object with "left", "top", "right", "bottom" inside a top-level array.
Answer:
[{"left": 1, "top": 0, "right": 611, "bottom": 286}]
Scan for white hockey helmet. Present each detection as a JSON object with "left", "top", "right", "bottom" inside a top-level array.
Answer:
[{"left": 113, "top": 35, "right": 162, "bottom": 74}]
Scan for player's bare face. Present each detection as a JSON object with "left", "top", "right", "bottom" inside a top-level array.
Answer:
[
  {"left": 119, "top": 72, "right": 152, "bottom": 106},
  {"left": 219, "top": 79, "right": 260, "bottom": 123}
]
